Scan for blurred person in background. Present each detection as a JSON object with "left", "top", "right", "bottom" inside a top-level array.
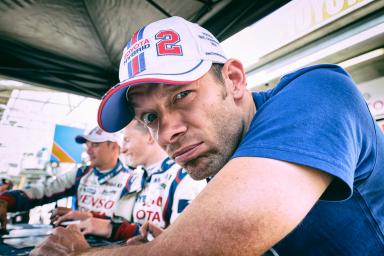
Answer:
[
  {"left": 0, "top": 178, "right": 13, "bottom": 192},
  {"left": 0, "top": 126, "right": 132, "bottom": 231},
  {"left": 54, "top": 120, "right": 206, "bottom": 242}
]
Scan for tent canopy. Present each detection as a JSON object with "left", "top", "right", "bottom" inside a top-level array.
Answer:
[{"left": 0, "top": 0, "right": 288, "bottom": 98}]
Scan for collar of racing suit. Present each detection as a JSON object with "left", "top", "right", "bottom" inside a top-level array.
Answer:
[{"left": 93, "top": 159, "right": 124, "bottom": 184}]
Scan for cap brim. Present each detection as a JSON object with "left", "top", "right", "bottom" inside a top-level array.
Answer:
[
  {"left": 75, "top": 135, "right": 87, "bottom": 144},
  {"left": 76, "top": 134, "right": 117, "bottom": 144},
  {"left": 98, "top": 60, "right": 213, "bottom": 133}
]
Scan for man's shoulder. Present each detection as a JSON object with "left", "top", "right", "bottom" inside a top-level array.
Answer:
[
  {"left": 252, "top": 64, "right": 349, "bottom": 110},
  {"left": 279, "top": 64, "right": 349, "bottom": 85},
  {"left": 77, "top": 165, "right": 93, "bottom": 176}
]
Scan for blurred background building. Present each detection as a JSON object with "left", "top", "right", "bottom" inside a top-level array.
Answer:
[{"left": 223, "top": 0, "right": 384, "bottom": 127}]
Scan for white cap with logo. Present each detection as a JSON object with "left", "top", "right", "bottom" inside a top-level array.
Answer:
[
  {"left": 97, "top": 16, "right": 227, "bottom": 133},
  {"left": 75, "top": 126, "right": 122, "bottom": 147}
]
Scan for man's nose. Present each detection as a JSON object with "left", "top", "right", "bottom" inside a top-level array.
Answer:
[
  {"left": 156, "top": 112, "right": 186, "bottom": 147},
  {"left": 121, "top": 145, "right": 128, "bottom": 154},
  {"left": 86, "top": 146, "right": 93, "bottom": 155}
]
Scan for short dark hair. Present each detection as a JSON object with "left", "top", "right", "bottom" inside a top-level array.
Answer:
[{"left": 211, "top": 63, "right": 225, "bottom": 84}]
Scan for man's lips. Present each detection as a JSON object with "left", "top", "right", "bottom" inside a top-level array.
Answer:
[{"left": 172, "top": 142, "right": 203, "bottom": 164}]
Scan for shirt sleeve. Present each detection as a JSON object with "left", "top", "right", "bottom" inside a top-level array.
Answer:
[
  {"left": 163, "top": 169, "right": 207, "bottom": 226},
  {"left": 233, "top": 65, "right": 376, "bottom": 201},
  {"left": 110, "top": 221, "right": 140, "bottom": 241},
  {"left": 0, "top": 167, "right": 80, "bottom": 211}
]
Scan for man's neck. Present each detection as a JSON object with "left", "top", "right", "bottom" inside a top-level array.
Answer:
[
  {"left": 95, "top": 160, "right": 118, "bottom": 172},
  {"left": 144, "top": 148, "right": 168, "bottom": 167},
  {"left": 242, "top": 91, "right": 257, "bottom": 137}
]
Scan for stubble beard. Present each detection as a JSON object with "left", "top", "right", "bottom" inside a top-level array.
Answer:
[{"left": 183, "top": 112, "right": 245, "bottom": 180}]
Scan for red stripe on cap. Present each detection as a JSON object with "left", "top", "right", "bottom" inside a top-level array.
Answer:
[
  {"left": 129, "top": 31, "right": 139, "bottom": 76},
  {"left": 131, "top": 31, "right": 138, "bottom": 45},
  {"left": 132, "top": 56, "right": 139, "bottom": 75}
]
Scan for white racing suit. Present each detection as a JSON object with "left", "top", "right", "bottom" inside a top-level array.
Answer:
[
  {"left": 110, "top": 157, "right": 206, "bottom": 240},
  {"left": 0, "top": 160, "right": 132, "bottom": 218}
]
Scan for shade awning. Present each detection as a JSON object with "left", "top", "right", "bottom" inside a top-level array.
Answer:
[{"left": 0, "top": 0, "right": 289, "bottom": 98}]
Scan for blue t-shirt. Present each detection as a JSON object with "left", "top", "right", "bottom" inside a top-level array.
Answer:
[{"left": 232, "top": 64, "right": 384, "bottom": 255}]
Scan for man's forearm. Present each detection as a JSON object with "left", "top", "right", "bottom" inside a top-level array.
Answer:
[
  {"left": 77, "top": 245, "right": 127, "bottom": 256},
  {"left": 0, "top": 199, "right": 8, "bottom": 208},
  {"left": 75, "top": 157, "right": 331, "bottom": 256},
  {"left": 1, "top": 190, "right": 39, "bottom": 212},
  {"left": 0, "top": 199, "right": 8, "bottom": 230},
  {"left": 0, "top": 195, "right": 13, "bottom": 211},
  {"left": 77, "top": 243, "right": 152, "bottom": 256},
  {"left": 47, "top": 157, "right": 331, "bottom": 256}
]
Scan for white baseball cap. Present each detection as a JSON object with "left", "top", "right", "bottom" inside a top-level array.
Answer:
[
  {"left": 98, "top": 16, "right": 227, "bottom": 133},
  {"left": 75, "top": 126, "right": 122, "bottom": 146}
]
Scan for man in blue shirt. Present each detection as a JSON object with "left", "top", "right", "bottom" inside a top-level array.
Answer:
[{"left": 31, "top": 16, "right": 384, "bottom": 255}]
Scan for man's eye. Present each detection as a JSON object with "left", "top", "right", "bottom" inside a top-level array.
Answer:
[
  {"left": 174, "top": 90, "right": 191, "bottom": 101},
  {"left": 142, "top": 113, "right": 158, "bottom": 125},
  {"left": 90, "top": 143, "right": 99, "bottom": 148}
]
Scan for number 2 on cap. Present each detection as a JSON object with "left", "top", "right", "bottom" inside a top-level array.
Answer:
[{"left": 155, "top": 30, "right": 182, "bottom": 56}]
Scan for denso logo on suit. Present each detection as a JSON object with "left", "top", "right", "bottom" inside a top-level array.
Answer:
[{"left": 79, "top": 194, "right": 115, "bottom": 209}]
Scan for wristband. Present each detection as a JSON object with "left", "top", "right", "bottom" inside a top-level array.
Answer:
[{"left": 109, "top": 220, "right": 121, "bottom": 240}]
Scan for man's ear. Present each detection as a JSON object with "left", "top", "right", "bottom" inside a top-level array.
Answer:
[
  {"left": 111, "top": 142, "right": 120, "bottom": 152},
  {"left": 222, "top": 59, "right": 247, "bottom": 100}
]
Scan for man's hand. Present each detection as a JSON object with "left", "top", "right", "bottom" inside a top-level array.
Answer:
[
  {"left": 0, "top": 199, "right": 8, "bottom": 231},
  {"left": 30, "top": 225, "right": 90, "bottom": 256},
  {"left": 77, "top": 217, "right": 113, "bottom": 238},
  {"left": 51, "top": 207, "right": 92, "bottom": 226},
  {"left": 126, "top": 221, "right": 163, "bottom": 245},
  {"left": 0, "top": 183, "right": 12, "bottom": 192},
  {"left": 50, "top": 207, "right": 71, "bottom": 224}
]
